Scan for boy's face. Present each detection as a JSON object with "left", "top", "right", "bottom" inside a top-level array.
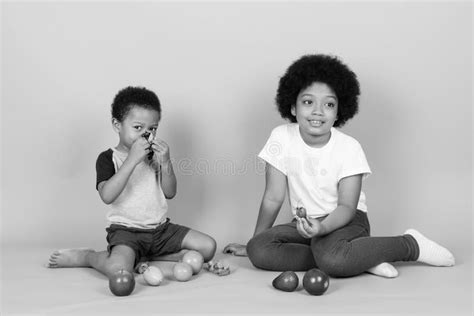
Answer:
[
  {"left": 291, "top": 82, "right": 338, "bottom": 143},
  {"left": 113, "top": 105, "right": 160, "bottom": 151}
]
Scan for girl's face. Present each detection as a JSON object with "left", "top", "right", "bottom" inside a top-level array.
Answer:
[
  {"left": 113, "top": 106, "right": 160, "bottom": 151},
  {"left": 291, "top": 82, "right": 338, "bottom": 146}
]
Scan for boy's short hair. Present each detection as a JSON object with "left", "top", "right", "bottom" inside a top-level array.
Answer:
[
  {"left": 111, "top": 86, "right": 161, "bottom": 122},
  {"left": 276, "top": 54, "right": 360, "bottom": 127}
]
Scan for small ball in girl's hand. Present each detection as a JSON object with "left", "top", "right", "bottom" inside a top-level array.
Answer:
[{"left": 296, "top": 207, "right": 307, "bottom": 218}]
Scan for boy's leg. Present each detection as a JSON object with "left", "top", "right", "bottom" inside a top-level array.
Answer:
[
  {"left": 148, "top": 249, "right": 189, "bottom": 262},
  {"left": 149, "top": 230, "right": 217, "bottom": 262},
  {"left": 180, "top": 229, "right": 217, "bottom": 262},
  {"left": 88, "top": 245, "right": 136, "bottom": 278},
  {"left": 48, "top": 245, "right": 136, "bottom": 278},
  {"left": 246, "top": 222, "right": 315, "bottom": 271},
  {"left": 147, "top": 222, "right": 217, "bottom": 262}
]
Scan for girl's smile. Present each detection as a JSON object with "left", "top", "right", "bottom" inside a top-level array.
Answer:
[{"left": 291, "top": 82, "right": 338, "bottom": 147}]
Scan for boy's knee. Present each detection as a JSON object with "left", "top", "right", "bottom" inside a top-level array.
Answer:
[
  {"left": 105, "top": 263, "right": 135, "bottom": 278},
  {"left": 200, "top": 237, "right": 217, "bottom": 262},
  {"left": 107, "top": 245, "right": 136, "bottom": 276}
]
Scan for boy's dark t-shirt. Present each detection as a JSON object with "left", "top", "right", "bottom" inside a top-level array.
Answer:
[{"left": 96, "top": 149, "right": 115, "bottom": 190}]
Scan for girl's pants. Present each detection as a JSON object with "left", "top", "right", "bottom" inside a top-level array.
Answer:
[{"left": 246, "top": 210, "right": 419, "bottom": 277}]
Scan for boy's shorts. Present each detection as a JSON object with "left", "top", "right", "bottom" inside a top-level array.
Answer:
[{"left": 105, "top": 218, "right": 190, "bottom": 266}]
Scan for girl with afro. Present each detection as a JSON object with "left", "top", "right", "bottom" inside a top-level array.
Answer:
[{"left": 224, "top": 54, "right": 454, "bottom": 278}]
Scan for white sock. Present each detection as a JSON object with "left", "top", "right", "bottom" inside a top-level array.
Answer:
[
  {"left": 366, "top": 262, "right": 398, "bottom": 278},
  {"left": 405, "top": 229, "right": 455, "bottom": 266}
]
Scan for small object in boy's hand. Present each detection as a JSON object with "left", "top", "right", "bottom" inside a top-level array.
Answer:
[
  {"left": 141, "top": 132, "right": 154, "bottom": 160},
  {"left": 147, "top": 149, "right": 154, "bottom": 160},
  {"left": 142, "top": 132, "right": 151, "bottom": 141},
  {"left": 204, "top": 260, "right": 231, "bottom": 276}
]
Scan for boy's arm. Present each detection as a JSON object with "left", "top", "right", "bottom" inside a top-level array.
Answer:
[
  {"left": 98, "top": 158, "right": 139, "bottom": 204},
  {"left": 297, "top": 174, "right": 362, "bottom": 237},
  {"left": 160, "top": 158, "right": 177, "bottom": 199},
  {"left": 98, "top": 138, "right": 150, "bottom": 204},
  {"left": 151, "top": 139, "right": 176, "bottom": 199}
]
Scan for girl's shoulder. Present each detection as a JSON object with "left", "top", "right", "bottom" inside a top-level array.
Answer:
[
  {"left": 269, "top": 123, "right": 298, "bottom": 139},
  {"left": 270, "top": 123, "right": 295, "bottom": 134},
  {"left": 332, "top": 128, "right": 364, "bottom": 151}
]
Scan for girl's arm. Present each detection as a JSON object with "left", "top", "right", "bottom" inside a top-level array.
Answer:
[
  {"left": 252, "top": 163, "right": 288, "bottom": 236},
  {"left": 297, "top": 174, "right": 362, "bottom": 238},
  {"left": 223, "top": 163, "right": 287, "bottom": 256}
]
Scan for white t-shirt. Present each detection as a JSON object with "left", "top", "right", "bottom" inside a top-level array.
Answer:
[{"left": 258, "top": 123, "right": 371, "bottom": 218}]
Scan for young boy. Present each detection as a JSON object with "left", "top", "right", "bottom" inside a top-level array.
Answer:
[{"left": 48, "top": 86, "right": 216, "bottom": 295}]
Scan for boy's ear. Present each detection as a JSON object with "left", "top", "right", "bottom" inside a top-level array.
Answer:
[
  {"left": 291, "top": 105, "right": 296, "bottom": 117},
  {"left": 111, "top": 118, "right": 121, "bottom": 133}
]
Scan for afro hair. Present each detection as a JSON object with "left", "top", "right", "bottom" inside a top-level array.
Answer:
[
  {"left": 276, "top": 54, "right": 360, "bottom": 127},
  {"left": 111, "top": 86, "right": 161, "bottom": 122}
]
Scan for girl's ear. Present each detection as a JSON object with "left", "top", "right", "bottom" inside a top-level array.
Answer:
[
  {"left": 291, "top": 105, "right": 296, "bottom": 117},
  {"left": 112, "top": 118, "right": 121, "bottom": 133}
]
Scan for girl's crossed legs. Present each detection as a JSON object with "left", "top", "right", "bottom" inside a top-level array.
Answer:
[{"left": 247, "top": 210, "right": 453, "bottom": 277}]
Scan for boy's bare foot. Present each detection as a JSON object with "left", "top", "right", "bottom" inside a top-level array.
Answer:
[
  {"left": 47, "top": 248, "right": 95, "bottom": 268},
  {"left": 366, "top": 262, "right": 399, "bottom": 278}
]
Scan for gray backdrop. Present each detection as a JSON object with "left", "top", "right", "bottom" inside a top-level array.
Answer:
[{"left": 1, "top": 2, "right": 472, "bottom": 261}]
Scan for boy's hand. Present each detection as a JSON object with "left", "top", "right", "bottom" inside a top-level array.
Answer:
[
  {"left": 296, "top": 217, "right": 325, "bottom": 238},
  {"left": 128, "top": 137, "right": 152, "bottom": 166},
  {"left": 151, "top": 138, "right": 171, "bottom": 164},
  {"left": 223, "top": 243, "right": 248, "bottom": 257}
]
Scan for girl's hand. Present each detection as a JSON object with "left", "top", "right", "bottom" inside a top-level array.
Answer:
[
  {"left": 151, "top": 138, "right": 171, "bottom": 165},
  {"left": 223, "top": 243, "right": 248, "bottom": 257},
  {"left": 128, "top": 137, "right": 152, "bottom": 166},
  {"left": 296, "top": 217, "right": 325, "bottom": 238}
]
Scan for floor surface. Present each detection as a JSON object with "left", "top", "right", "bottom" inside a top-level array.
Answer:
[{"left": 1, "top": 245, "right": 472, "bottom": 315}]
